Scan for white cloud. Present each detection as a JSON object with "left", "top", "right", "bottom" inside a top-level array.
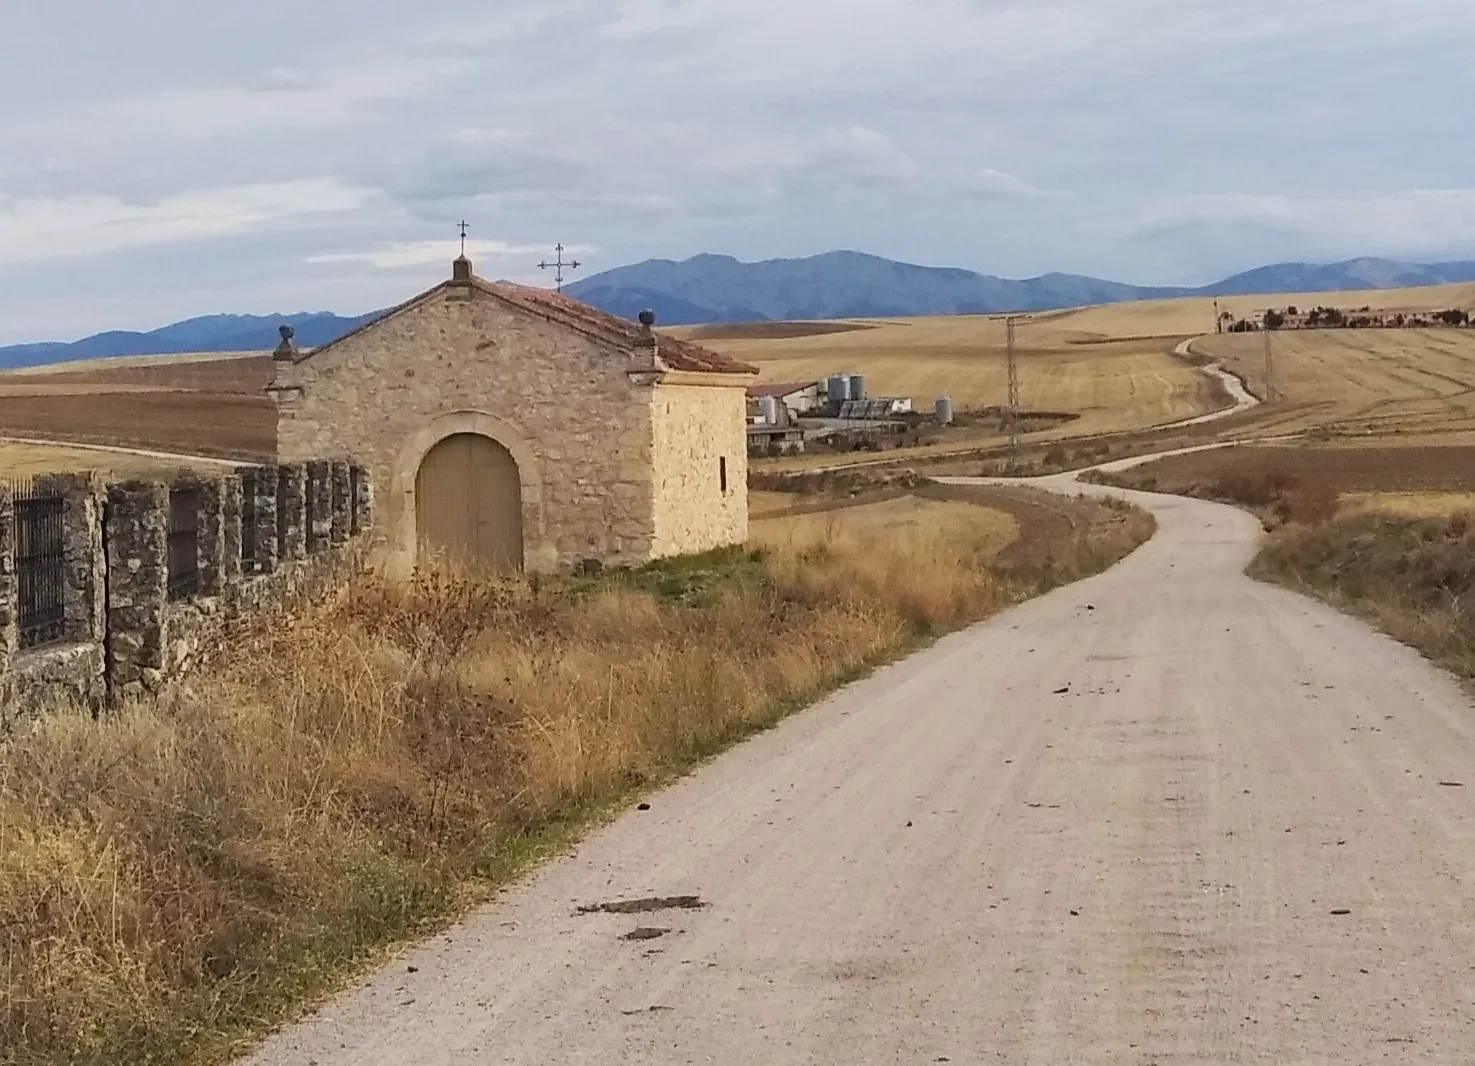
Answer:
[
  {"left": 0, "top": 179, "right": 373, "bottom": 266},
  {"left": 964, "top": 168, "right": 1053, "bottom": 202},
  {"left": 1134, "top": 190, "right": 1475, "bottom": 258}
]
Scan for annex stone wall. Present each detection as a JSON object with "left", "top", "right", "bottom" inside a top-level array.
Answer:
[
  {"left": 650, "top": 378, "right": 750, "bottom": 558},
  {"left": 273, "top": 284, "right": 659, "bottom": 577},
  {"left": 0, "top": 460, "right": 371, "bottom": 726}
]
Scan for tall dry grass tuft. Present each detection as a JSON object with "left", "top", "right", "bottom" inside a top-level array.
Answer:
[{"left": 0, "top": 492, "right": 1152, "bottom": 1066}]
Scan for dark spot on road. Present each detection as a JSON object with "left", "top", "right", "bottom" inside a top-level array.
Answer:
[
  {"left": 622, "top": 927, "right": 671, "bottom": 941},
  {"left": 1439, "top": 782, "right": 1465, "bottom": 788},
  {"left": 638, "top": 802, "right": 652, "bottom": 810},
  {"left": 1331, "top": 909, "right": 1352, "bottom": 916},
  {"left": 406, "top": 965, "right": 418, "bottom": 974},
  {"left": 621, "top": 1005, "right": 675, "bottom": 1015},
  {"left": 578, "top": 896, "right": 707, "bottom": 916},
  {"left": 1053, "top": 686, "right": 1071, "bottom": 695}
]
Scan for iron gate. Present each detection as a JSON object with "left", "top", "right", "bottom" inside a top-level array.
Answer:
[
  {"left": 17, "top": 491, "right": 67, "bottom": 649},
  {"left": 167, "top": 487, "right": 202, "bottom": 601}
]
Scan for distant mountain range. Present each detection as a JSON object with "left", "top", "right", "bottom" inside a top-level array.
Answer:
[
  {"left": 5, "top": 253, "right": 1475, "bottom": 369},
  {"left": 564, "top": 252, "right": 1475, "bottom": 325},
  {"left": 0, "top": 311, "right": 381, "bottom": 370}
]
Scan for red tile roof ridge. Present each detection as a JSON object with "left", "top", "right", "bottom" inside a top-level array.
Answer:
[{"left": 480, "top": 279, "right": 757, "bottom": 375}]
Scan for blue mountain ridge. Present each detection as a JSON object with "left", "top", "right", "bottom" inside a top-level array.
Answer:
[{"left": 4, "top": 253, "right": 1474, "bottom": 368}]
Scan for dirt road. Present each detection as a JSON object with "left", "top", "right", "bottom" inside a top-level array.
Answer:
[{"left": 244, "top": 478, "right": 1475, "bottom": 1064}]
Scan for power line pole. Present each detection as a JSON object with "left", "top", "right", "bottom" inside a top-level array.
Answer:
[
  {"left": 1006, "top": 315, "right": 1021, "bottom": 450},
  {"left": 1214, "top": 298, "right": 1222, "bottom": 334},
  {"left": 538, "top": 243, "right": 581, "bottom": 293}
]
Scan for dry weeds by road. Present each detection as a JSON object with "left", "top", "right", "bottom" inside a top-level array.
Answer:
[{"left": 244, "top": 470, "right": 1475, "bottom": 1063}]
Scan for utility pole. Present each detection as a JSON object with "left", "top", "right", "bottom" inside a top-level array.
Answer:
[
  {"left": 1006, "top": 315, "right": 1021, "bottom": 450},
  {"left": 1214, "top": 298, "right": 1222, "bottom": 334},
  {"left": 538, "top": 243, "right": 581, "bottom": 293},
  {"left": 1263, "top": 326, "right": 1276, "bottom": 402}
]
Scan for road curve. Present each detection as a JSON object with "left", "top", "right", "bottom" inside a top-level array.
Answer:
[{"left": 244, "top": 479, "right": 1475, "bottom": 1064}]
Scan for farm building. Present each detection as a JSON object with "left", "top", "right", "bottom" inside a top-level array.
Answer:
[
  {"left": 269, "top": 256, "right": 758, "bottom": 577},
  {"left": 747, "top": 381, "right": 822, "bottom": 416}
]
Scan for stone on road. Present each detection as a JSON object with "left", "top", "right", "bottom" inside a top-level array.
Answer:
[{"left": 243, "top": 482, "right": 1475, "bottom": 1064}]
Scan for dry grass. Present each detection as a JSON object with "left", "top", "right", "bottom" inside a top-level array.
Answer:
[
  {"left": 1253, "top": 512, "right": 1475, "bottom": 686},
  {"left": 0, "top": 492, "right": 1153, "bottom": 1066},
  {"left": 1084, "top": 442, "right": 1475, "bottom": 527}
]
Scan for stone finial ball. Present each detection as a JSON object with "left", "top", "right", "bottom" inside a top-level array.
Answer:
[
  {"left": 279, "top": 324, "right": 296, "bottom": 341},
  {"left": 639, "top": 310, "right": 656, "bottom": 327}
]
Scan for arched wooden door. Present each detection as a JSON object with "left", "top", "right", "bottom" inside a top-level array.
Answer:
[{"left": 415, "top": 433, "right": 524, "bottom": 571}]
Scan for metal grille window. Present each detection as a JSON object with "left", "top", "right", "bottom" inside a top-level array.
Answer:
[
  {"left": 349, "top": 466, "right": 362, "bottom": 535},
  {"left": 304, "top": 469, "right": 321, "bottom": 552},
  {"left": 17, "top": 492, "right": 67, "bottom": 649},
  {"left": 240, "top": 470, "right": 260, "bottom": 574},
  {"left": 277, "top": 468, "right": 292, "bottom": 554},
  {"left": 168, "top": 487, "right": 202, "bottom": 601}
]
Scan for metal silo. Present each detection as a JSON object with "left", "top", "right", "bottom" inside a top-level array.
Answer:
[
  {"left": 758, "top": 395, "right": 781, "bottom": 425},
  {"left": 827, "top": 374, "right": 851, "bottom": 406},
  {"left": 935, "top": 396, "right": 955, "bottom": 425},
  {"left": 848, "top": 373, "right": 867, "bottom": 401}
]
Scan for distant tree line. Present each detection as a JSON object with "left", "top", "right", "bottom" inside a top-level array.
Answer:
[{"left": 1219, "top": 305, "right": 1472, "bottom": 333}]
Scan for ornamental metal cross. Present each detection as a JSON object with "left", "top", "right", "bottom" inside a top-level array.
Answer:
[
  {"left": 458, "top": 220, "right": 469, "bottom": 257},
  {"left": 538, "top": 243, "right": 581, "bottom": 292}
]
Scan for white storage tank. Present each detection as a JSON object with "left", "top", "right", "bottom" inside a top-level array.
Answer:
[
  {"left": 827, "top": 374, "right": 852, "bottom": 405},
  {"left": 936, "top": 396, "right": 955, "bottom": 425},
  {"left": 848, "top": 373, "right": 867, "bottom": 401},
  {"left": 757, "top": 395, "right": 781, "bottom": 425}
]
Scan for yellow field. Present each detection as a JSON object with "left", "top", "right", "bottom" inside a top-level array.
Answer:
[
  {"left": 0, "top": 350, "right": 261, "bottom": 376},
  {"left": 693, "top": 315, "right": 1221, "bottom": 439},
  {"left": 1045, "top": 281, "right": 1475, "bottom": 341},
  {"left": 1340, "top": 491, "right": 1475, "bottom": 518},
  {"left": 0, "top": 442, "right": 224, "bottom": 480},
  {"left": 752, "top": 494, "right": 1020, "bottom": 558},
  {"left": 1195, "top": 327, "right": 1475, "bottom": 442}
]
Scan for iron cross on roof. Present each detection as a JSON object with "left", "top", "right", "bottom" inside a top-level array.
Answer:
[
  {"left": 458, "top": 220, "right": 469, "bottom": 257},
  {"left": 538, "top": 243, "right": 581, "bottom": 292}
]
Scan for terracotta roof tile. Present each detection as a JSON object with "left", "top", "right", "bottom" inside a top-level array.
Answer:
[
  {"left": 482, "top": 281, "right": 757, "bottom": 375},
  {"left": 299, "top": 271, "right": 756, "bottom": 377}
]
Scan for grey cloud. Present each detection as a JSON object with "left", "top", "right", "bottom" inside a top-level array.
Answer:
[{"left": 3, "top": 0, "right": 1475, "bottom": 342}]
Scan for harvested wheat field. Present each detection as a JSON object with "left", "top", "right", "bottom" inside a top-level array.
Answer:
[
  {"left": 1194, "top": 327, "right": 1475, "bottom": 442},
  {"left": 0, "top": 441, "right": 229, "bottom": 481},
  {"left": 0, "top": 354, "right": 275, "bottom": 461},
  {"left": 688, "top": 314, "right": 1222, "bottom": 440}
]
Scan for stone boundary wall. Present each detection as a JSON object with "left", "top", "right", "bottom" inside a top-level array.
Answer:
[{"left": 1, "top": 460, "right": 372, "bottom": 725}]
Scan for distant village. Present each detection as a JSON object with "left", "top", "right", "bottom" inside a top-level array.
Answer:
[{"left": 1220, "top": 305, "right": 1473, "bottom": 333}]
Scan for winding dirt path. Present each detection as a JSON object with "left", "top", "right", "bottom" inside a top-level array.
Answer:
[{"left": 242, "top": 463, "right": 1475, "bottom": 1064}]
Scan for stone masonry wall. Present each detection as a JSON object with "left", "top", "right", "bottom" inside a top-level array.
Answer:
[
  {"left": 649, "top": 380, "right": 751, "bottom": 558},
  {"left": 106, "top": 481, "right": 169, "bottom": 701},
  {"left": 274, "top": 283, "right": 659, "bottom": 574},
  {"left": 0, "top": 462, "right": 371, "bottom": 722}
]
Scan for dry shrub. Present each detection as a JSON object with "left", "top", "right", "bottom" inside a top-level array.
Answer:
[
  {"left": 0, "top": 493, "right": 1152, "bottom": 1066},
  {"left": 1254, "top": 511, "right": 1475, "bottom": 681}
]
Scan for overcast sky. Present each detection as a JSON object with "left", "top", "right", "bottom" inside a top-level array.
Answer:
[{"left": 4, "top": 0, "right": 1475, "bottom": 343}]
